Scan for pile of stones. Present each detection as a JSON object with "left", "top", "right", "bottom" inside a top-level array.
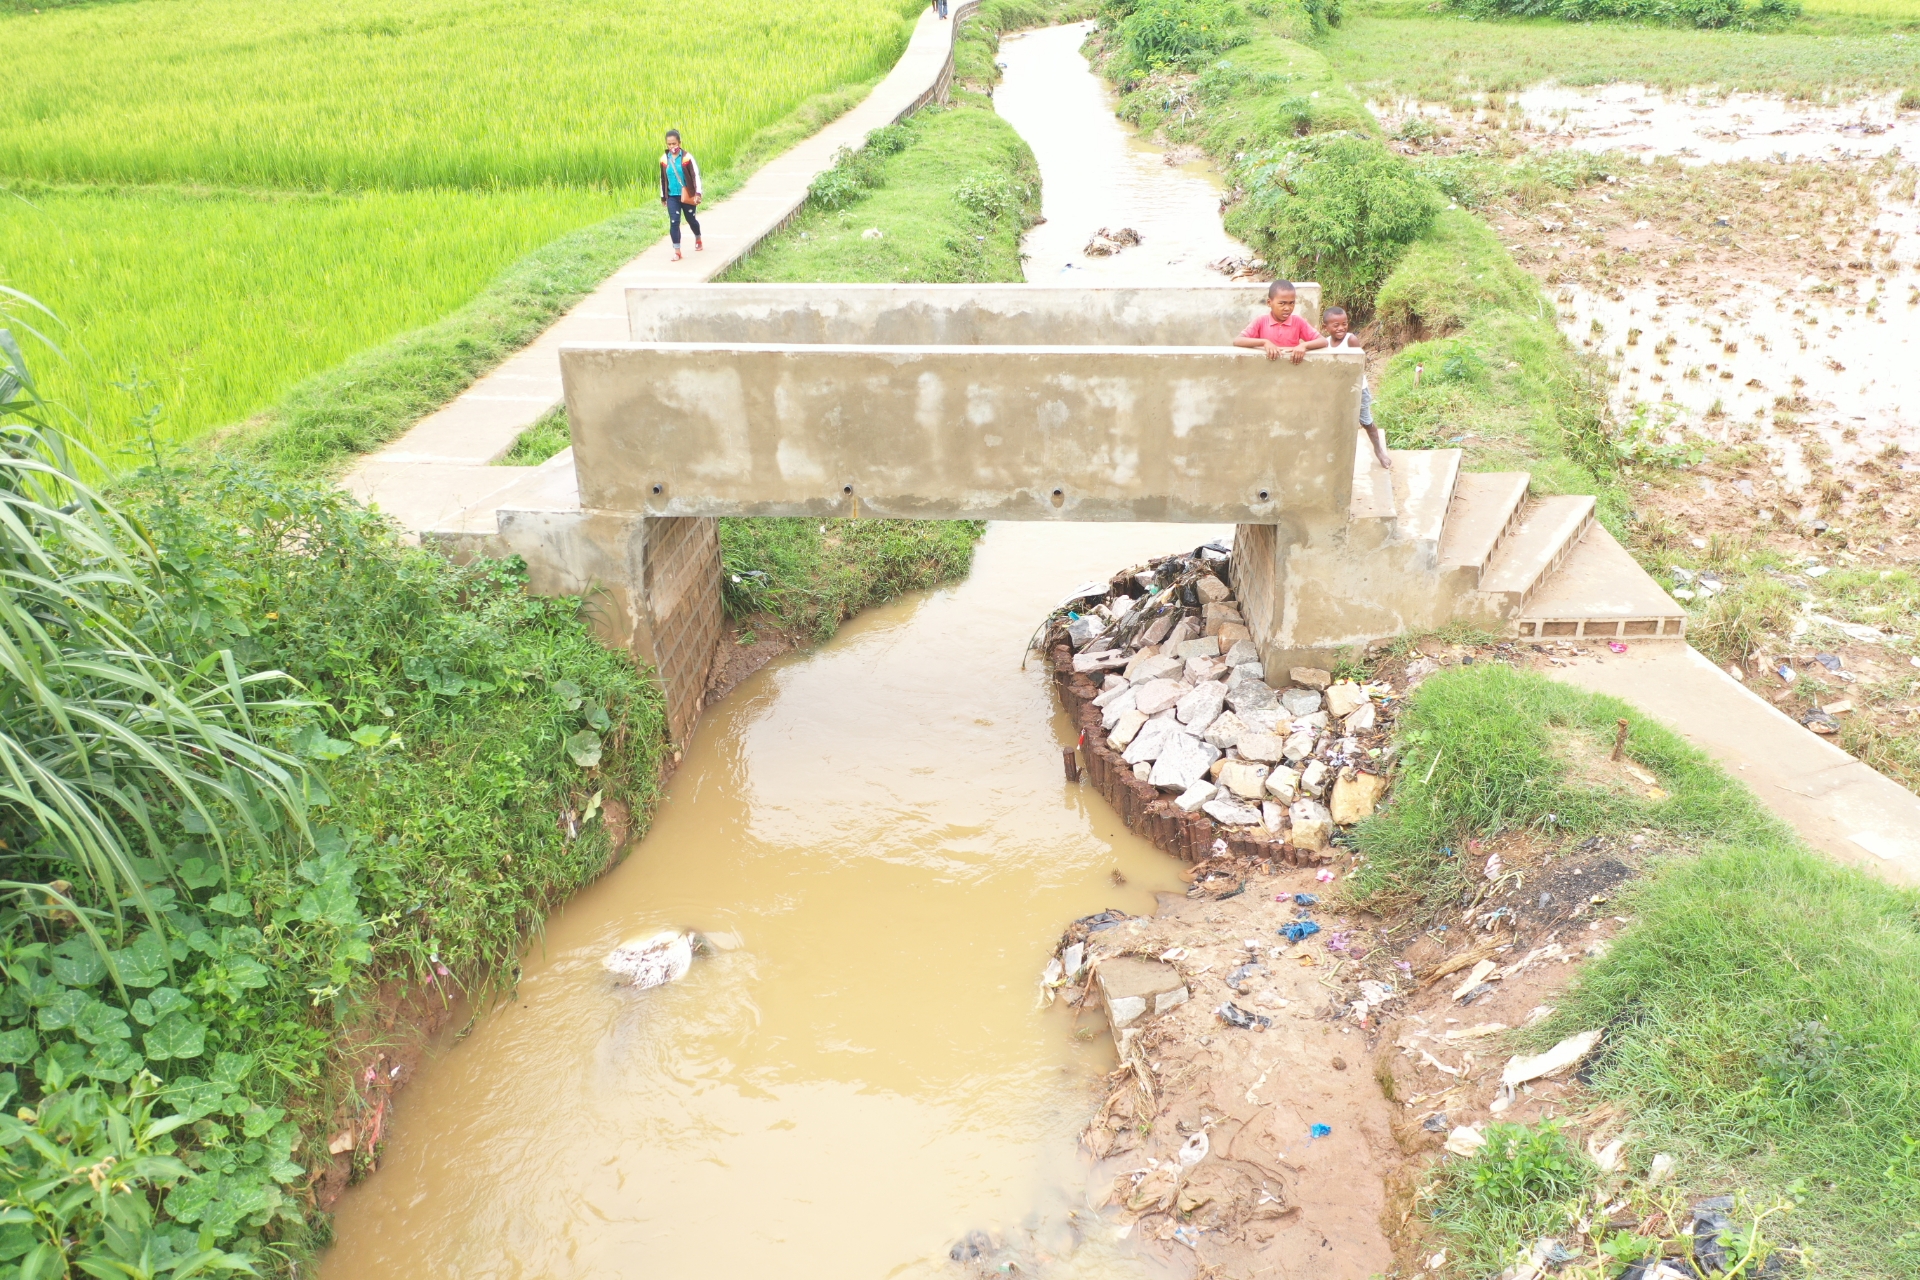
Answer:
[{"left": 1042, "top": 549, "right": 1389, "bottom": 861}]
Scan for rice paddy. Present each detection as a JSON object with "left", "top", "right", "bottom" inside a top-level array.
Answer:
[{"left": 1, "top": 0, "right": 926, "bottom": 452}]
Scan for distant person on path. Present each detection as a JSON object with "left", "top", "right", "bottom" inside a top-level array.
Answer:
[
  {"left": 659, "top": 129, "right": 703, "bottom": 261},
  {"left": 932, "top": 0, "right": 948, "bottom": 18},
  {"left": 1233, "top": 280, "right": 1322, "bottom": 364},
  {"left": 1324, "top": 305, "right": 1391, "bottom": 471}
]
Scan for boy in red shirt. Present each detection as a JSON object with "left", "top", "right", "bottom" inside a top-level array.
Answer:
[{"left": 1234, "top": 280, "right": 1324, "bottom": 363}]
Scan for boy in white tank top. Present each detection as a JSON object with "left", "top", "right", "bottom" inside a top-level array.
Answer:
[{"left": 1324, "top": 306, "right": 1390, "bottom": 472}]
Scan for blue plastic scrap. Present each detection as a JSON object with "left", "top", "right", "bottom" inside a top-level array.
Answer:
[
  {"left": 1278, "top": 921, "right": 1321, "bottom": 943},
  {"left": 1292, "top": 893, "right": 1319, "bottom": 906},
  {"left": 1309, "top": 1123, "right": 1332, "bottom": 1139}
]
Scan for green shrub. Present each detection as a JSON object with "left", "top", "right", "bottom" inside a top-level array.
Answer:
[
  {"left": 1447, "top": 0, "right": 1800, "bottom": 28},
  {"left": 1117, "top": 0, "right": 1252, "bottom": 69},
  {"left": 1226, "top": 134, "right": 1439, "bottom": 311}
]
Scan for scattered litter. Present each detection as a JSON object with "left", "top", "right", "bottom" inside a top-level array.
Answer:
[
  {"left": 1445, "top": 1125, "right": 1487, "bottom": 1156},
  {"left": 1648, "top": 1152, "right": 1678, "bottom": 1184},
  {"left": 1178, "top": 1130, "right": 1211, "bottom": 1165},
  {"left": 1813, "top": 652, "right": 1843, "bottom": 672},
  {"left": 1590, "top": 1136, "right": 1625, "bottom": 1172},
  {"left": 1452, "top": 959, "right": 1498, "bottom": 1001},
  {"left": 1607, "top": 641, "right": 1628, "bottom": 654},
  {"left": 1422, "top": 1112, "right": 1449, "bottom": 1133},
  {"left": 1291, "top": 893, "right": 1319, "bottom": 906},
  {"left": 1171, "top": 1224, "right": 1201, "bottom": 1249},
  {"left": 1800, "top": 709, "right": 1842, "bottom": 735},
  {"left": 1308, "top": 1122, "right": 1332, "bottom": 1139},
  {"left": 1216, "top": 1001, "right": 1272, "bottom": 1030},
  {"left": 1315, "top": 868, "right": 1336, "bottom": 882},
  {"left": 1278, "top": 921, "right": 1321, "bottom": 943},
  {"left": 1159, "top": 946, "right": 1189, "bottom": 962},
  {"left": 603, "top": 930, "right": 695, "bottom": 989},
  {"left": 1502, "top": 1029, "right": 1603, "bottom": 1087}
]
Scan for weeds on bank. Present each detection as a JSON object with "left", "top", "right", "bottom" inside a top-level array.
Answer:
[
  {"left": 1359, "top": 665, "right": 1920, "bottom": 1277},
  {"left": 718, "top": 518, "right": 986, "bottom": 640},
  {"left": 496, "top": 405, "right": 570, "bottom": 467}
]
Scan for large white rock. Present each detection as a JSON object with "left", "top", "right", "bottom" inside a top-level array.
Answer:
[
  {"left": 1093, "top": 678, "right": 1131, "bottom": 708},
  {"left": 1127, "top": 653, "right": 1182, "bottom": 683},
  {"left": 1240, "top": 708, "right": 1284, "bottom": 736},
  {"left": 1225, "top": 677, "right": 1278, "bottom": 714},
  {"left": 1289, "top": 799, "right": 1333, "bottom": 851},
  {"left": 1174, "top": 780, "right": 1217, "bottom": 813},
  {"left": 1300, "top": 759, "right": 1330, "bottom": 796},
  {"left": 1195, "top": 575, "right": 1231, "bottom": 604},
  {"left": 1264, "top": 765, "right": 1300, "bottom": 803},
  {"left": 1283, "top": 732, "right": 1316, "bottom": 764},
  {"left": 1108, "top": 709, "right": 1149, "bottom": 749},
  {"left": 1202, "top": 710, "right": 1249, "bottom": 749},
  {"left": 1223, "top": 639, "right": 1261, "bottom": 668},
  {"left": 1176, "top": 680, "right": 1228, "bottom": 726},
  {"left": 1279, "top": 687, "right": 1323, "bottom": 717},
  {"left": 1218, "top": 761, "right": 1270, "bottom": 801},
  {"left": 1149, "top": 733, "right": 1219, "bottom": 791},
  {"left": 1122, "top": 715, "right": 1180, "bottom": 764},
  {"left": 1236, "top": 732, "right": 1287, "bottom": 764},
  {"left": 1202, "top": 798, "right": 1263, "bottom": 826},
  {"left": 1344, "top": 702, "right": 1377, "bottom": 733},
  {"left": 1100, "top": 687, "right": 1138, "bottom": 729},
  {"left": 1326, "top": 681, "right": 1367, "bottom": 718},
  {"left": 1262, "top": 800, "right": 1286, "bottom": 833},
  {"left": 1133, "top": 678, "right": 1187, "bottom": 716}
]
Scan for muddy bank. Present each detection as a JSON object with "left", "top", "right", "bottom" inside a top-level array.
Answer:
[{"left": 1042, "top": 623, "right": 1659, "bottom": 1276}]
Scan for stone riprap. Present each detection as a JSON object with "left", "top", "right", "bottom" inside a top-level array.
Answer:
[{"left": 1046, "top": 547, "right": 1395, "bottom": 864}]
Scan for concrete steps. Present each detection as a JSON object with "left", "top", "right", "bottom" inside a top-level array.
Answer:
[
  {"left": 1349, "top": 430, "right": 1395, "bottom": 521},
  {"left": 1437, "top": 472, "right": 1531, "bottom": 580},
  {"left": 1388, "top": 447, "right": 1460, "bottom": 556},
  {"left": 1477, "top": 494, "right": 1595, "bottom": 616},
  {"left": 1517, "top": 522, "right": 1686, "bottom": 641}
]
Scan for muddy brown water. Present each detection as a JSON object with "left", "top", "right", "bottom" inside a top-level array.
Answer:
[
  {"left": 319, "top": 521, "right": 1233, "bottom": 1279},
  {"left": 320, "top": 29, "right": 1252, "bottom": 1278}
]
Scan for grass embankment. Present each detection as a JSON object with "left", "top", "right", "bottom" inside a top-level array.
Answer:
[
  {"left": 1097, "top": 0, "right": 1624, "bottom": 524},
  {"left": 1350, "top": 665, "right": 1920, "bottom": 1278},
  {"left": 2, "top": 0, "right": 928, "bottom": 458}
]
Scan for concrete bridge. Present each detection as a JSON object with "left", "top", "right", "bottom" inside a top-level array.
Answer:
[{"left": 438, "top": 284, "right": 1681, "bottom": 745}]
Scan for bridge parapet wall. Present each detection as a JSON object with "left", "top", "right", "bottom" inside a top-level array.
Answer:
[
  {"left": 626, "top": 283, "right": 1318, "bottom": 348},
  {"left": 560, "top": 344, "right": 1364, "bottom": 524}
]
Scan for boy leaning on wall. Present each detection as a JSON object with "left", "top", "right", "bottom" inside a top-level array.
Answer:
[{"left": 1324, "top": 306, "right": 1391, "bottom": 472}]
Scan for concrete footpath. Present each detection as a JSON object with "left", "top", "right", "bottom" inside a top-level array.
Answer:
[
  {"left": 1544, "top": 644, "right": 1920, "bottom": 888},
  {"left": 342, "top": 0, "right": 976, "bottom": 535}
]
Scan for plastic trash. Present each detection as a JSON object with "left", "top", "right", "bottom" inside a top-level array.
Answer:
[
  {"left": 603, "top": 930, "right": 694, "bottom": 989},
  {"left": 1691, "top": 1196, "right": 1736, "bottom": 1274},
  {"left": 1226, "top": 962, "right": 1266, "bottom": 990},
  {"left": 1308, "top": 1123, "right": 1332, "bottom": 1139},
  {"left": 1215, "top": 1001, "right": 1272, "bottom": 1030},
  {"left": 1608, "top": 641, "right": 1628, "bottom": 654},
  {"left": 1178, "top": 1131, "right": 1210, "bottom": 1166},
  {"left": 1278, "top": 921, "right": 1321, "bottom": 943},
  {"left": 1502, "top": 1029, "right": 1603, "bottom": 1087},
  {"left": 948, "top": 1230, "right": 994, "bottom": 1262},
  {"left": 1813, "top": 652, "right": 1843, "bottom": 672},
  {"left": 1316, "top": 868, "right": 1336, "bottom": 882},
  {"left": 1292, "top": 893, "right": 1319, "bottom": 906},
  {"left": 1171, "top": 1225, "right": 1201, "bottom": 1249}
]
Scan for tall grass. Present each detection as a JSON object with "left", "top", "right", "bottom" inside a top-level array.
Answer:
[
  {"left": 0, "top": 0, "right": 927, "bottom": 191},
  {"left": 2, "top": 182, "right": 626, "bottom": 450},
  {"left": 1360, "top": 665, "right": 1920, "bottom": 1276}
]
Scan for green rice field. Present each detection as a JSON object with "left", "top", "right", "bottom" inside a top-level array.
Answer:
[{"left": 1, "top": 0, "right": 925, "bottom": 452}]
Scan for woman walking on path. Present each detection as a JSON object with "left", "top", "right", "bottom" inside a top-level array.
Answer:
[{"left": 659, "top": 129, "right": 703, "bottom": 260}]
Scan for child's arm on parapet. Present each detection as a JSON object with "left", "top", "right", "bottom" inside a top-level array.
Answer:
[{"left": 1233, "top": 334, "right": 1286, "bottom": 360}]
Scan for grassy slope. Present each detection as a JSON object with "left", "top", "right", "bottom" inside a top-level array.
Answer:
[
  {"left": 1352, "top": 665, "right": 1920, "bottom": 1277},
  {"left": 2, "top": 0, "right": 926, "bottom": 457}
]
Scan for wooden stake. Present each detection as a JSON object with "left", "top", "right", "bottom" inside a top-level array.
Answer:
[
  {"left": 1062, "top": 746, "right": 1080, "bottom": 783},
  {"left": 1610, "top": 718, "right": 1629, "bottom": 761}
]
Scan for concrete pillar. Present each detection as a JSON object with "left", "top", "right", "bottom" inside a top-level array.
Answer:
[{"left": 497, "top": 508, "right": 723, "bottom": 748}]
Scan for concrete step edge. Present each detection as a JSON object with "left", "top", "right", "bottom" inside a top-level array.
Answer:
[
  {"left": 1478, "top": 494, "right": 1597, "bottom": 608},
  {"left": 1436, "top": 471, "right": 1532, "bottom": 578}
]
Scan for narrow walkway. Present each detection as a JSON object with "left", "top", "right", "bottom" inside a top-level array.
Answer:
[
  {"left": 1545, "top": 645, "right": 1920, "bottom": 887},
  {"left": 341, "top": 1, "right": 974, "bottom": 537}
]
